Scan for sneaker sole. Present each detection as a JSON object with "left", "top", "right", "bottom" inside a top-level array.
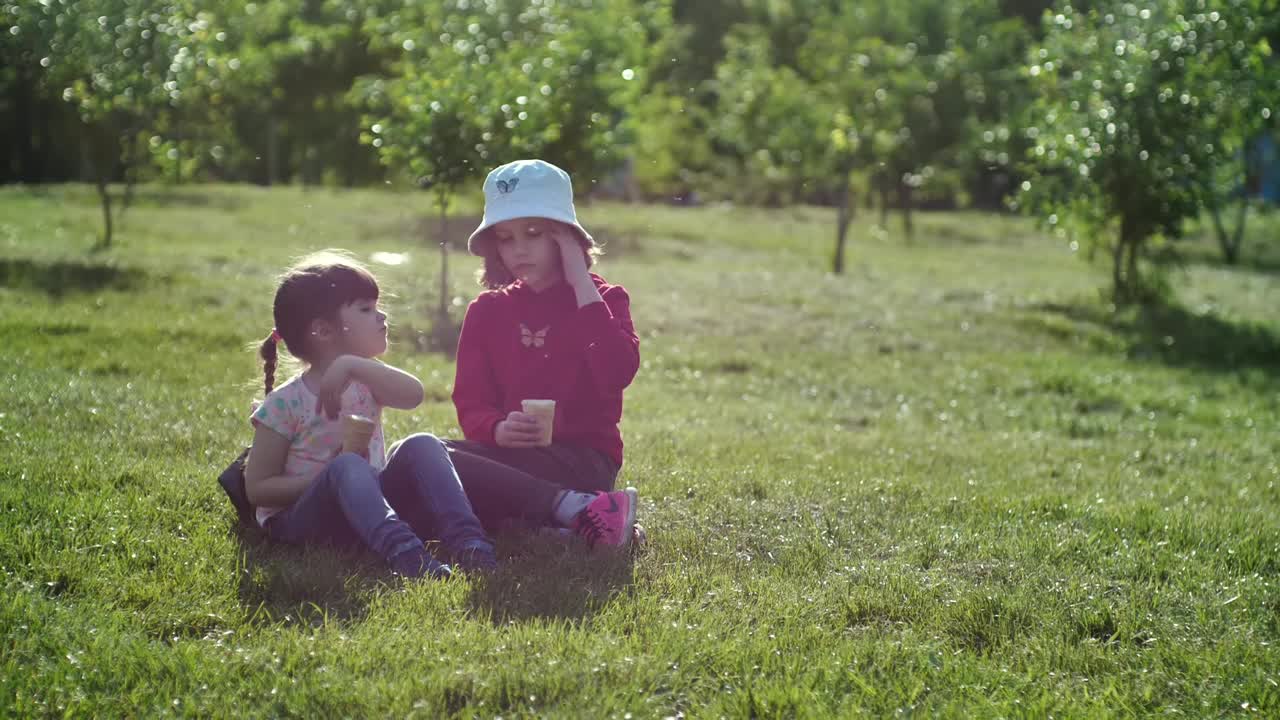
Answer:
[{"left": 621, "top": 486, "right": 638, "bottom": 549}]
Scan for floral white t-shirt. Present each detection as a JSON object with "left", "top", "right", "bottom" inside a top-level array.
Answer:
[{"left": 249, "top": 375, "right": 386, "bottom": 527}]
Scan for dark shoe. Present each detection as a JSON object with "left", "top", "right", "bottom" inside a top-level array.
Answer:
[
  {"left": 390, "top": 547, "right": 452, "bottom": 580},
  {"left": 452, "top": 541, "right": 499, "bottom": 574}
]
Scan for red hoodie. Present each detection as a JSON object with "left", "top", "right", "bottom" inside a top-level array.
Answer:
[{"left": 451, "top": 273, "right": 640, "bottom": 467}]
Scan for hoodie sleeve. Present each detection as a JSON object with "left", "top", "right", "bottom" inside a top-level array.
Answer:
[
  {"left": 452, "top": 294, "right": 507, "bottom": 444},
  {"left": 576, "top": 283, "right": 641, "bottom": 394}
]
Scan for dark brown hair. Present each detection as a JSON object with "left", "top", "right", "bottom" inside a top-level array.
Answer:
[
  {"left": 473, "top": 224, "right": 601, "bottom": 289},
  {"left": 258, "top": 251, "right": 379, "bottom": 396}
]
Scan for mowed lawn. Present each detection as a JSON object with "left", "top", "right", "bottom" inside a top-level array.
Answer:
[{"left": 1, "top": 184, "right": 1278, "bottom": 717}]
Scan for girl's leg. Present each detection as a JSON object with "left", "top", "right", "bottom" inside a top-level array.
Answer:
[
  {"left": 381, "top": 434, "right": 495, "bottom": 564},
  {"left": 263, "top": 453, "right": 448, "bottom": 578},
  {"left": 442, "top": 440, "right": 618, "bottom": 493},
  {"left": 443, "top": 440, "right": 636, "bottom": 547},
  {"left": 439, "top": 441, "right": 563, "bottom": 530}
]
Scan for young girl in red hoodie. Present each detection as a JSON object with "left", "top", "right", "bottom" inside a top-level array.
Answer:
[{"left": 446, "top": 159, "right": 642, "bottom": 548}]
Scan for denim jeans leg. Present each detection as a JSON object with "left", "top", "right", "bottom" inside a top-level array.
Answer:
[
  {"left": 381, "top": 434, "right": 492, "bottom": 552},
  {"left": 265, "top": 453, "right": 423, "bottom": 563}
]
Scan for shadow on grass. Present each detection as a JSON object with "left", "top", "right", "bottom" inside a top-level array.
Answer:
[
  {"left": 1033, "top": 298, "right": 1280, "bottom": 380},
  {"left": 466, "top": 532, "right": 637, "bottom": 625},
  {"left": 0, "top": 256, "right": 147, "bottom": 297},
  {"left": 1179, "top": 249, "right": 1280, "bottom": 275},
  {"left": 230, "top": 523, "right": 386, "bottom": 627},
  {"left": 228, "top": 523, "right": 636, "bottom": 627},
  {"left": 124, "top": 186, "right": 246, "bottom": 211}
]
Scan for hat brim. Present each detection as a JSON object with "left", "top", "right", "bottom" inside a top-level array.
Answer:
[{"left": 467, "top": 206, "right": 594, "bottom": 255}]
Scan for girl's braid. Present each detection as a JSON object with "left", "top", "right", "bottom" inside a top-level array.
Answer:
[{"left": 259, "top": 333, "right": 279, "bottom": 396}]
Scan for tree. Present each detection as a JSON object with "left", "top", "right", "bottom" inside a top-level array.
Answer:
[
  {"left": 357, "top": 0, "right": 666, "bottom": 347},
  {"left": 711, "top": 27, "right": 832, "bottom": 206},
  {"left": 8, "top": 0, "right": 207, "bottom": 246},
  {"left": 954, "top": 16, "right": 1037, "bottom": 210},
  {"left": 1022, "top": 0, "right": 1278, "bottom": 301},
  {"left": 707, "top": 0, "right": 991, "bottom": 272},
  {"left": 1192, "top": 1, "right": 1280, "bottom": 264},
  {"left": 151, "top": 0, "right": 401, "bottom": 187}
]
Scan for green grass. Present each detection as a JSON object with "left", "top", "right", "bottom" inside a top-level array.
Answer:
[{"left": 2, "top": 183, "right": 1278, "bottom": 717}]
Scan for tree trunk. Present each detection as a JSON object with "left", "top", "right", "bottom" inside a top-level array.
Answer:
[
  {"left": 1208, "top": 200, "right": 1228, "bottom": 260},
  {"left": 267, "top": 114, "right": 280, "bottom": 186},
  {"left": 1229, "top": 199, "right": 1247, "bottom": 264},
  {"left": 438, "top": 193, "right": 450, "bottom": 321},
  {"left": 83, "top": 123, "right": 115, "bottom": 249},
  {"left": 899, "top": 181, "right": 914, "bottom": 241},
  {"left": 832, "top": 173, "right": 854, "bottom": 275},
  {"left": 172, "top": 131, "right": 182, "bottom": 185},
  {"left": 1125, "top": 238, "right": 1139, "bottom": 296},
  {"left": 878, "top": 175, "right": 890, "bottom": 228},
  {"left": 1207, "top": 149, "right": 1252, "bottom": 265},
  {"left": 95, "top": 174, "right": 114, "bottom": 249},
  {"left": 1213, "top": 197, "right": 1244, "bottom": 265},
  {"left": 1111, "top": 234, "right": 1126, "bottom": 303},
  {"left": 1209, "top": 196, "right": 1248, "bottom": 265},
  {"left": 430, "top": 191, "right": 459, "bottom": 356},
  {"left": 121, "top": 127, "right": 138, "bottom": 215},
  {"left": 1113, "top": 215, "right": 1144, "bottom": 304},
  {"left": 14, "top": 66, "right": 41, "bottom": 182}
]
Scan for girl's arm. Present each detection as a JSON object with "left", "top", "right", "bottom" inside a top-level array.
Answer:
[
  {"left": 551, "top": 232, "right": 640, "bottom": 392},
  {"left": 314, "top": 355, "right": 425, "bottom": 418},
  {"left": 452, "top": 296, "right": 507, "bottom": 443},
  {"left": 576, "top": 285, "right": 641, "bottom": 393},
  {"left": 243, "top": 424, "right": 312, "bottom": 507},
  {"left": 346, "top": 357, "right": 424, "bottom": 410}
]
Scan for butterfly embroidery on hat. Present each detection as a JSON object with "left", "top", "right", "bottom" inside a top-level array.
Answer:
[
  {"left": 520, "top": 323, "right": 549, "bottom": 348},
  {"left": 496, "top": 178, "right": 519, "bottom": 194}
]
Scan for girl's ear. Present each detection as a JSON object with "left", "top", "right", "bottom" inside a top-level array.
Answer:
[{"left": 309, "top": 317, "right": 336, "bottom": 344}]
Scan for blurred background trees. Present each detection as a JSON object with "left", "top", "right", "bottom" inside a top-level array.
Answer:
[{"left": 2, "top": 0, "right": 1276, "bottom": 297}]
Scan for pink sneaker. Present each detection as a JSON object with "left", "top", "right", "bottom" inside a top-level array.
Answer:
[{"left": 572, "top": 487, "right": 638, "bottom": 548}]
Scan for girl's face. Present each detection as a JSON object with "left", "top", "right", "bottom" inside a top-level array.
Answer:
[
  {"left": 336, "top": 298, "right": 388, "bottom": 358},
  {"left": 491, "top": 218, "right": 565, "bottom": 291}
]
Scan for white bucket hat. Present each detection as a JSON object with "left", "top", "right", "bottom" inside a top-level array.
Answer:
[{"left": 466, "top": 159, "right": 595, "bottom": 256}]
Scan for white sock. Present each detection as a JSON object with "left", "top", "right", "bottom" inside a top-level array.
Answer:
[{"left": 552, "top": 491, "right": 597, "bottom": 526}]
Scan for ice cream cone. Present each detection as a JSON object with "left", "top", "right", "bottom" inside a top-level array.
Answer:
[{"left": 342, "top": 414, "right": 376, "bottom": 457}]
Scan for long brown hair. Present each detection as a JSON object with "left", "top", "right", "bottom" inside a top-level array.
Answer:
[
  {"left": 473, "top": 223, "right": 601, "bottom": 289},
  {"left": 258, "top": 250, "right": 380, "bottom": 396}
]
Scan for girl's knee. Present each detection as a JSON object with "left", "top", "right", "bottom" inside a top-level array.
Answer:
[
  {"left": 324, "top": 453, "right": 379, "bottom": 488},
  {"left": 398, "top": 433, "right": 447, "bottom": 457}
]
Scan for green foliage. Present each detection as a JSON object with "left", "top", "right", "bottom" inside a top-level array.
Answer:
[
  {"left": 175, "top": 0, "right": 398, "bottom": 185},
  {"left": 2, "top": 1, "right": 218, "bottom": 243},
  {"left": 628, "top": 88, "right": 714, "bottom": 200},
  {"left": 711, "top": 26, "right": 835, "bottom": 204},
  {"left": 1020, "top": 0, "right": 1278, "bottom": 301},
  {"left": 357, "top": 0, "right": 667, "bottom": 194}
]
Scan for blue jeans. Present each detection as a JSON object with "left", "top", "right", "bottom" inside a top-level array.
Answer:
[{"left": 264, "top": 434, "right": 492, "bottom": 564}]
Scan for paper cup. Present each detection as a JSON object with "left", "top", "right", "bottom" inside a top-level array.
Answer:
[
  {"left": 521, "top": 399, "right": 555, "bottom": 447},
  {"left": 342, "top": 414, "right": 376, "bottom": 457}
]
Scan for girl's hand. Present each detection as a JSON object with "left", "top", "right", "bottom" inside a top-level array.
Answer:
[
  {"left": 314, "top": 356, "right": 353, "bottom": 419},
  {"left": 494, "top": 411, "right": 543, "bottom": 448},
  {"left": 554, "top": 227, "right": 592, "bottom": 287}
]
